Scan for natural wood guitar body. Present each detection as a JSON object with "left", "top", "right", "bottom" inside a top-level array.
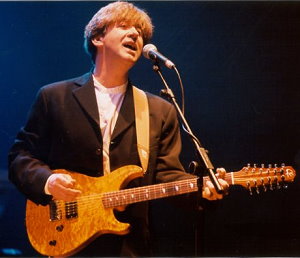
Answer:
[
  {"left": 25, "top": 164, "right": 295, "bottom": 256},
  {"left": 26, "top": 165, "right": 144, "bottom": 257}
]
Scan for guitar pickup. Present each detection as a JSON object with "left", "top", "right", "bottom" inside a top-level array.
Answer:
[
  {"left": 65, "top": 201, "right": 78, "bottom": 219},
  {"left": 49, "top": 200, "right": 62, "bottom": 221}
]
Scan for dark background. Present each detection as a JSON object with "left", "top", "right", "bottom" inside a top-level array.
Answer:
[{"left": 0, "top": 1, "right": 299, "bottom": 257}]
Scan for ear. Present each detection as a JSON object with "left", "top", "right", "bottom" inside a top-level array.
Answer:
[{"left": 91, "top": 36, "right": 104, "bottom": 47}]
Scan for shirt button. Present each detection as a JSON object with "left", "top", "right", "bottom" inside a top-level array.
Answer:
[{"left": 95, "top": 148, "right": 102, "bottom": 155}]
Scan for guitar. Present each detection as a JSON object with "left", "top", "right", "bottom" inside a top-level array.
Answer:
[{"left": 26, "top": 164, "right": 296, "bottom": 256}]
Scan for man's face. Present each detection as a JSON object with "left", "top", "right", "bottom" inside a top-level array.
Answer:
[{"left": 97, "top": 21, "right": 144, "bottom": 67}]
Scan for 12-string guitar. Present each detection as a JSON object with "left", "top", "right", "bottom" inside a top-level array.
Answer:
[{"left": 26, "top": 164, "right": 296, "bottom": 256}]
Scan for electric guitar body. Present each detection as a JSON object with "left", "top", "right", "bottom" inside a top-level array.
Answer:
[
  {"left": 26, "top": 165, "right": 143, "bottom": 257},
  {"left": 25, "top": 164, "right": 296, "bottom": 256}
]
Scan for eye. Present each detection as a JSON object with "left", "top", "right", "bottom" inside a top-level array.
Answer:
[
  {"left": 136, "top": 27, "right": 142, "bottom": 36},
  {"left": 118, "top": 22, "right": 128, "bottom": 29}
]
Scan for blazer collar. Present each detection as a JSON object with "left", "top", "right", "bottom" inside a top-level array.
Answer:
[
  {"left": 72, "top": 72, "right": 135, "bottom": 141},
  {"left": 111, "top": 81, "right": 135, "bottom": 141},
  {"left": 72, "top": 72, "right": 100, "bottom": 126}
]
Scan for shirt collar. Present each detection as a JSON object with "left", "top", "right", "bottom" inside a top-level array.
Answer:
[{"left": 93, "top": 75, "right": 127, "bottom": 94}]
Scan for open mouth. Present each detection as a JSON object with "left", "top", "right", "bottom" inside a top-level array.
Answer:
[{"left": 123, "top": 44, "right": 137, "bottom": 51}]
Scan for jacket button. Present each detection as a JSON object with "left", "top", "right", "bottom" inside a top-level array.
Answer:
[{"left": 95, "top": 148, "right": 102, "bottom": 155}]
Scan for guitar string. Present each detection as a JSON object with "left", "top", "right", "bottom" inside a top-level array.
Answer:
[
  {"left": 51, "top": 180, "right": 291, "bottom": 219},
  {"left": 75, "top": 180, "right": 197, "bottom": 208},
  {"left": 52, "top": 179, "right": 199, "bottom": 212},
  {"left": 51, "top": 171, "right": 289, "bottom": 214},
  {"left": 51, "top": 188, "right": 195, "bottom": 215},
  {"left": 57, "top": 174, "right": 281, "bottom": 212},
  {"left": 60, "top": 172, "right": 282, "bottom": 208}
]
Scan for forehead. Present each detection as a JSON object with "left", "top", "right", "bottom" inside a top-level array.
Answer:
[{"left": 112, "top": 16, "right": 144, "bottom": 29}]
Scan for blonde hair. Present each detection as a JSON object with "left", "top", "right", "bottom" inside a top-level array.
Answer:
[{"left": 84, "top": 1, "right": 154, "bottom": 63}]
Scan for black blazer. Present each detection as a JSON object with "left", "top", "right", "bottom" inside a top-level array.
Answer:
[
  {"left": 8, "top": 72, "right": 199, "bottom": 255},
  {"left": 8, "top": 72, "right": 193, "bottom": 205}
]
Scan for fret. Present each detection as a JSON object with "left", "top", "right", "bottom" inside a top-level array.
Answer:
[
  {"left": 102, "top": 178, "right": 198, "bottom": 208},
  {"left": 203, "top": 173, "right": 233, "bottom": 185},
  {"left": 27, "top": 165, "right": 296, "bottom": 257}
]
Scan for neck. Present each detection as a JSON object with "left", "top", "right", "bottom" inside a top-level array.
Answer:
[{"left": 93, "top": 57, "right": 131, "bottom": 88}]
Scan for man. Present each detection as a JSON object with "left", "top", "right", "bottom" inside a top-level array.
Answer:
[{"left": 8, "top": 1, "right": 227, "bottom": 256}]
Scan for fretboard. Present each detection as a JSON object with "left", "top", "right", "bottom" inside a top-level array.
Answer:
[
  {"left": 102, "top": 177, "right": 199, "bottom": 208},
  {"left": 203, "top": 173, "right": 233, "bottom": 185}
]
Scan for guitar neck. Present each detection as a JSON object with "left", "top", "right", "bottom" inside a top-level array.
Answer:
[
  {"left": 102, "top": 165, "right": 296, "bottom": 208},
  {"left": 102, "top": 177, "right": 199, "bottom": 208},
  {"left": 203, "top": 173, "right": 233, "bottom": 185}
]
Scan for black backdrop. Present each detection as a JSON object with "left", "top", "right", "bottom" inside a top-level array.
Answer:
[{"left": 0, "top": 1, "right": 300, "bottom": 257}]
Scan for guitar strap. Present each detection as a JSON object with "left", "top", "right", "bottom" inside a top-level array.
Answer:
[{"left": 132, "top": 86, "right": 149, "bottom": 173}]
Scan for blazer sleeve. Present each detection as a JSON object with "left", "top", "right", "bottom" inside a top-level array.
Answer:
[
  {"left": 154, "top": 102, "right": 195, "bottom": 182},
  {"left": 153, "top": 102, "right": 204, "bottom": 210},
  {"left": 8, "top": 88, "right": 53, "bottom": 205}
]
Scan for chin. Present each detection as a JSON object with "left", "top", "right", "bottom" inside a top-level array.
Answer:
[{"left": 123, "top": 55, "right": 138, "bottom": 64}]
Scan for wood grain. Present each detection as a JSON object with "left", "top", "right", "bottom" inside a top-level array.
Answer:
[{"left": 26, "top": 165, "right": 143, "bottom": 256}]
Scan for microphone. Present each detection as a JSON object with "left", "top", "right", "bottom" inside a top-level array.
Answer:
[{"left": 142, "top": 44, "right": 175, "bottom": 69}]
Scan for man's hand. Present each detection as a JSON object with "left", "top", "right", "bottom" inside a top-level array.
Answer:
[
  {"left": 46, "top": 174, "right": 82, "bottom": 201},
  {"left": 202, "top": 168, "right": 229, "bottom": 201}
]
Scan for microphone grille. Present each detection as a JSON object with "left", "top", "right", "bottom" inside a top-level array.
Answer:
[{"left": 142, "top": 44, "right": 157, "bottom": 59}]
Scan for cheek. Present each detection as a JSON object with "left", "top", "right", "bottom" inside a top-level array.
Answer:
[
  {"left": 137, "top": 38, "right": 144, "bottom": 53},
  {"left": 139, "top": 37, "right": 144, "bottom": 46}
]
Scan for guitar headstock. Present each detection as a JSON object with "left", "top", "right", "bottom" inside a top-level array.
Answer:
[{"left": 232, "top": 164, "right": 296, "bottom": 195}]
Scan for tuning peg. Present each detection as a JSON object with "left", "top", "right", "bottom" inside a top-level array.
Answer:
[
  {"left": 276, "top": 183, "right": 281, "bottom": 190},
  {"left": 272, "top": 177, "right": 281, "bottom": 190},
  {"left": 275, "top": 164, "right": 279, "bottom": 174},
  {"left": 279, "top": 165, "right": 285, "bottom": 174},
  {"left": 260, "top": 164, "right": 265, "bottom": 174},
  {"left": 247, "top": 181, "right": 253, "bottom": 195},
  {"left": 245, "top": 164, "right": 250, "bottom": 173},
  {"left": 255, "top": 186, "right": 260, "bottom": 194},
  {"left": 261, "top": 179, "right": 267, "bottom": 192},
  {"left": 267, "top": 164, "right": 272, "bottom": 174},
  {"left": 274, "top": 177, "right": 281, "bottom": 190},
  {"left": 252, "top": 180, "right": 260, "bottom": 194},
  {"left": 249, "top": 188, "right": 253, "bottom": 195},
  {"left": 268, "top": 177, "right": 274, "bottom": 191}
]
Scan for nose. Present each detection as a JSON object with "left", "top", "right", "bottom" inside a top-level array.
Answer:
[{"left": 127, "top": 26, "right": 139, "bottom": 40}]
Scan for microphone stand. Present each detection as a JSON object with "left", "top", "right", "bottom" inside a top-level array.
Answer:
[{"left": 152, "top": 63, "right": 224, "bottom": 194}]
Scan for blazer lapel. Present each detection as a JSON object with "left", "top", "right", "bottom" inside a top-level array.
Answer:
[
  {"left": 72, "top": 73, "right": 135, "bottom": 142},
  {"left": 111, "top": 83, "right": 135, "bottom": 141},
  {"left": 72, "top": 73, "right": 100, "bottom": 127}
]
